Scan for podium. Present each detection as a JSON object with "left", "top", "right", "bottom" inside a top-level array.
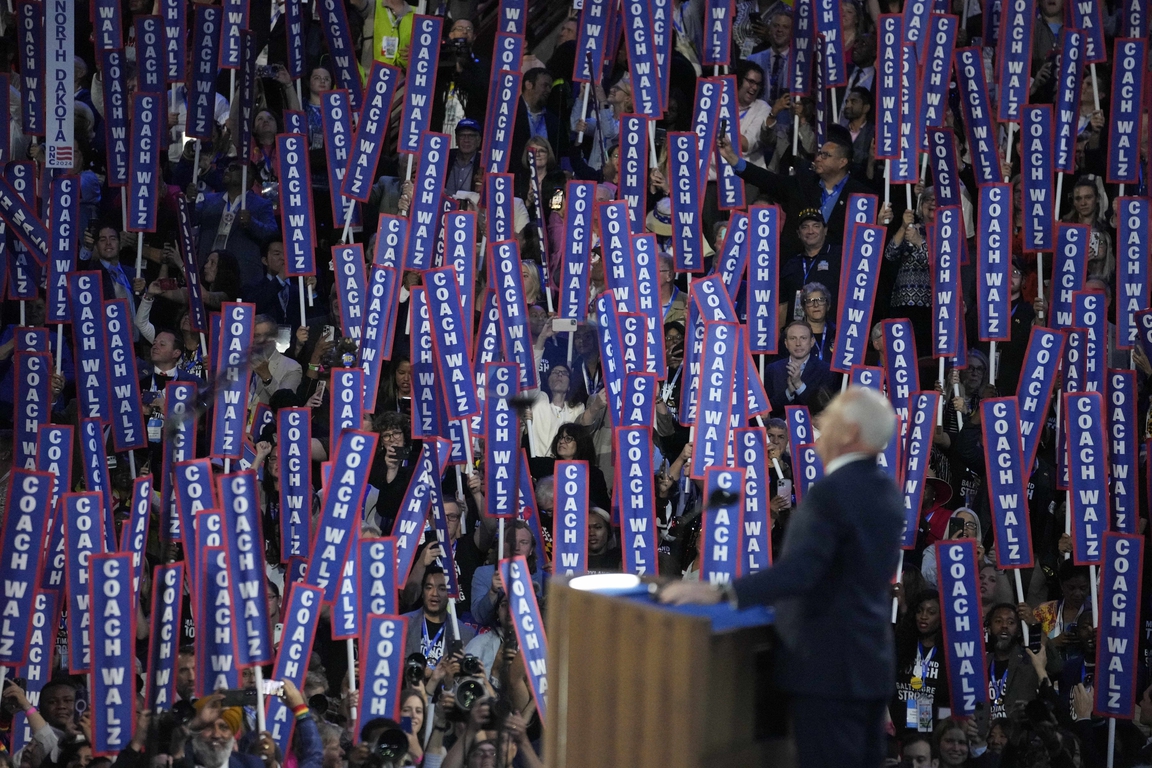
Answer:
[{"left": 544, "top": 577, "right": 791, "bottom": 768}]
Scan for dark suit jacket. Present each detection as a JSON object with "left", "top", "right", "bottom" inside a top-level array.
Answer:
[
  {"left": 735, "top": 160, "right": 875, "bottom": 257},
  {"left": 733, "top": 457, "right": 904, "bottom": 700},
  {"left": 243, "top": 275, "right": 306, "bottom": 329},
  {"left": 763, "top": 355, "right": 836, "bottom": 418},
  {"left": 510, "top": 100, "right": 565, "bottom": 171}
]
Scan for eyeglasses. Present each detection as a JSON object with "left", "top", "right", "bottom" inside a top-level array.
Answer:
[
  {"left": 445, "top": 513, "right": 461, "bottom": 522},
  {"left": 557, "top": 434, "right": 576, "bottom": 444},
  {"left": 815, "top": 150, "right": 836, "bottom": 159},
  {"left": 803, "top": 297, "right": 828, "bottom": 306},
  {"left": 381, "top": 430, "right": 405, "bottom": 443},
  {"left": 743, "top": 77, "right": 763, "bottom": 87}
]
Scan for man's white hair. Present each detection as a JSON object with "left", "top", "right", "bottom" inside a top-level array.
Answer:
[{"left": 835, "top": 387, "right": 896, "bottom": 451}]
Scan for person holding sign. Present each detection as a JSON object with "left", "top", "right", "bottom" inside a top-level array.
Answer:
[
  {"left": 661, "top": 387, "right": 904, "bottom": 768},
  {"left": 717, "top": 126, "right": 874, "bottom": 257},
  {"left": 762, "top": 321, "right": 837, "bottom": 418}
]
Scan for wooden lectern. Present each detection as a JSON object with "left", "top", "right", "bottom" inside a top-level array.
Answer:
[{"left": 545, "top": 578, "right": 790, "bottom": 768}]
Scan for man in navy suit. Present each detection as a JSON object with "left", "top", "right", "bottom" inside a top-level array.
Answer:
[
  {"left": 763, "top": 321, "right": 836, "bottom": 417},
  {"left": 663, "top": 387, "right": 905, "bottom": 768},
  {"left": 510, "top": 68, "right": 564, "bottom": 168},
  {"left": 195, "top": 161, "right": 278, "bottom": 287}
]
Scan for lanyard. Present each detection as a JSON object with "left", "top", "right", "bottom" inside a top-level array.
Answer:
[
  {"left": 421, "top": 617, "right": 446, "bottom": 658},
  {"left": 989, "top": 662, "right": 1009, "bottom": 703},
  {"left": 582, "top": 364, "right": 601, "bottom": 396},
  {"left": 914, "top": 642, "right": 935, "bottom": 680},
  {"left": 661, "top": 365, "right": 683, "bottom": 402}
]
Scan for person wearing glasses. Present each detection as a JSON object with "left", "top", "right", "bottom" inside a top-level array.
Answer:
[
  {"left": 717, "top": 124, "right": 875, "bottom": 259},
  {"left": 795, "top": 282, "right": 835, "bottom": 362},
  {"left": 776, "top": 209, "right": 841, "bottom": 332}
]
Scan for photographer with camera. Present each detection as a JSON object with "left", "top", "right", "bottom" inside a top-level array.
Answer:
[
  {"left": 438, "top": 699, "right": 542, "bottom": 768},
  {"left": 402, "top": 497, "right": 488, "bottom": 619},
  {"left": 433, "top": 20, "right": 489, "bottom": 140}
]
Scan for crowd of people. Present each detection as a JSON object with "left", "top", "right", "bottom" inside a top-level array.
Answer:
[{"left": 0, "top": 0, "right": 1150, "bottom": 766}]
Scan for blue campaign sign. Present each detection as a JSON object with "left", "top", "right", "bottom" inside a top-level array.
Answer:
[
  {"left": 1052, "top": 224, "right": 1088, "bottom": 328},
  {"left": 121, "top": 478, "right": 152, "bottom": 593},
  {"left": 136, "top": 15, "right": 164, "bottom": 93},
  {"left": 197, "top": 547, "right": 240, "bottom": 696},
  {"left": 64, "top": 492, "right": 105, "bottom": 674},
  {"left": 832, "top": 224, "right": 885, "bottom": 372},
  {"left": 218, "top": 471, "right": 273, "bottom": 665},
  {"left": 69, "top": 271, "right": 110, "bottom": 422},
  {"left": 691, "top": 322, "right": 738, "bottom": 477},
  {"left": 621, "top": 372, "right": 657, "bottom": 427},
  {"left": 333, "top": 244, "right": 366, "bottom": 341},
  {"left": 1107, "top": 39, "right": 1146, "bottom": 184},
  {"left": 267, "top": 583, "right": 323, "bottom": 754},
  {"left": 980, "top": 399, "right": 1034, "bottom": 569},
  {"left": 747, "top": 205, "right": 780, "bottom": 354},
  {"left": 163, "top": 0, "right": 186, "bottom": 82},
  {"left": 1107, "top": 371, "right": 1138, "bottom": 534},
  {"left": 175, "top": 459, "right": 216, "bottom": 586},
  {"left": 316, "top": 0, "right": 362, "bottom": 108},
  {"left": 278, "top": 408, "right": 312, "bottom": 561},
  {"left": 1054, "top": 31, "right": 1084, "bottom": 174},
  {"left": 876, "top": 15, "right": 902, "bottom": 161},
  {"left": 995, "top": 0, "right": 1034, "bottom": 123},
  {"left": 103, "top": 300, "right": 146, "bottom": 452},
  {"left": 187, "top": 5, "right": 221, "bottom": 140},
  {"left": 358, "top": 615, "right": 408, "bottom": 722},
  {"left": 716, "top": 77, "right": 745, "bottom": 209},
  {"left": 79, "top": 419, "right": 115, "bottom": 551},
  {"left": 619, "top": 114, "right": 648, "bottom": 232},
  {"left": 13, "top": 353, "right": 49, "bottom": 471},
  {"left": 936, "top": 540, "right": 988, "bottom": 716},
  {"left": 485, "top": 362, "right": 520, "bottom": 518},
  {"left": 632, "top": 234, "right": 666, "bottom": 376},
  {"left": 161, "top": 382, "right": 198, "bottom": 542},
  {"left": 785, "top": 405, "right": 815, "bottom": 455},
  {"left": 361, "top": 267, "right": 400, "bottom": 407},
  {"left": 954, "top": 48, "right": 1000, "bottom": 186},
  {"left": 89, "top": 553, "right": 135, "bottom": 757},
  {"left": 574, "top": 0, "right": 611, "bottom": 82},
  {"left": 1072, "top": 0, "right": 1106, "bottom": 62},
  {"left": 10, "top": 588, "right": 60, "bottom": 754},
  {"left": 0, "top": 469, "right": 52, "bottom": 666},
  {"left": 1015, "top": 328, "right": 1064, "bottom": 473},
  {"left": 398, "top": 16, "right": 443, "bottom": 154},
  {"left": 46, "top": 175, "right": 78, "bottom": 322},
  {"left": 977, "top": 184, "right": 1012, "bottom": 341},
  {"left": 596, "top": 294, "right": 627, "bottom": 426},
  {"left": 901, "top": 393, "right": 939, "bottom": 549},
  {"left": 306, "top": 430, "right": 378, "bottom": 601},
  {"left": 795, "top": 445, "right": 824, "bottom": 502},
  {"left": 482, "top": 71, "right": 522, "bottom": 173},
  {"left": 734, "top": 428, "right": 772, "bottom": 573},
  {"left": 892, "top": 43, "right": 918, "bottom": 184},
  {"left": 404, "top": 132, "right": 451, "bottom": 270},
  {"left": 500, "top": 556, "right": 549, "bottom": 721},
  {"left": 145, "top": 563, "right": 183, "bottom": 712},
  {"left": 491, "top": 241, "right": 538, "bottom": 390},
  {"left": 426, "top": 267, "right": 480, "bottom": 418},
  {"left": 553, "top": 461, "right": 589, "bottom": 576},
  {"left": 486, "top": 173, "right": 516, "bottom": 244},
  {"left": 1066, "top": 392, "right": 1107, "bottom": 564},
  {"left": 329, "top": 368, "right": 364, "bottom": 449},
  {"left": 1073, "top": 290, "right": 1106, "bottom": 393},
  {"left": 701, "top": 468, "right": 744, "bottom": 584},
  {"left": 1094, "top": 533, "right": 1143, "bottom": 718},
  {"left": 559, "top": 181, "right": 595, "bottom": 320},
  {"left": 851, "top": 365, "right": 884, "bottom": 390},
  {"left": 882, "top": 319, "right": 919, "bottom": 424},
  {"left": 715, "top": 212, "right": 749, "bottom": 302},
  {"left": 1056, "top": 329, "right": 1086, "bottom": 491},
  {"left": 1021, "top": 106, "right": 1053, "bottom": 252},
  {"left": 931, "top": 206, "right": 962, "bottom": 357},
  {"left": 621, "top": 0, "right": 661, "bottom": 115},
  {"left": 927, "top": 130, "right": 962, "bottom": 210},
  {"left": 332, "top": 532, "right": 359, "bottom": 640},
  {"left": 670, "top": 132, "right": 704, "bottom": 272},
  {"left": 689, "top": 78, "right": 721, "bottom": 182},
  {"left": 791, "top": 0, "right": 814, "bottom": 96},
  {"left": 277, "top": 134, "right": 318, "bottom": 276},
  {"left": 1116, "top": 198, "right": 1150, "bottom": 350},
  {"left": 444, "top": 212, "right": 477, "bottom": 353},
  {"left": 918, "top": 14, "right": 956, "bottom": 140},
  {"left": 616, "top": 426, "right": 659, "bottom": 575},
  {"left": 320, "top": 91, "right": 360, "bottom": 231},
  {"left": 359, "top": 537, "right": 397, "bottom": 618},
  {"left": 391, "top": 441, "right": 449, "bottom": 585},
  {"left": 344, "top": 63, "right": 400, "bottom": 202},
  {"left": 211, "top": 302, "right": 254, "bottom": 459}
]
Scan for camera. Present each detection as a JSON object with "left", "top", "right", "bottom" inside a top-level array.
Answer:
[
  {"left": 404, "top": 653, "right": 427, "bottom": 689},
  {"left": 460, "top": 655, "right": 484, "bottom": 678},
  {"left": 454, "top": 679, "right": 487, "bottom": 713},
  {"left": 375, "top": 727, "right": 409, "bottom": 762},
  {"left": 449, "top": 38, "right": 470, "bottom": 57},
  {"left": 309, "top": 693, "right": 330, "bottom": 716}
]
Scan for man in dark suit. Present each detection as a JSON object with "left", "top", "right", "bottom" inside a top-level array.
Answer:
[
  {"left": 242, "top": 238, "right": 307, "bottom": 330},
  {"left": 718, "top": 125, "right": 874, "bottom": 257},
  {"left": 662, "top": 387, "right": 905, "bottom": 768},
  {"left": 510, "top": 67, "right": 564, "bottom": 167},
  {"left": 763, "top": 321, "right": 836, "bottom": 417}
]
